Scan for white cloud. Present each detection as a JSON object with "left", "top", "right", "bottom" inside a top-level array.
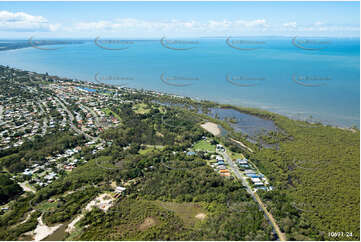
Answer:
[
  {"left": 278, "top": 20, "right": 359, "bottom": 36},
  {"left": 0, "top": 10, "right": 47, "bottom": 23},
  {"left": 314, "top": 21, "right": 324, "bottom": 26},
  {"left": 0, "top": 11, "right": 55, "bottom": 32},
  {"left": 0, "top": 12, "right": 357, "bottom": 37},
  {"left": 207, "top": 20, "right": 232, "bottom": 29},
  {"left": 72, "top": 18, "right": 268, "bottom": 34},
  {"left": 74, "top": 18, "right": 204, "bottom": 33},
  {"left": 283, "top": 22, "right": 297, "bottom": 28},
  {"left": 234, "top": 19, "right": 268, "bottom": 28}
]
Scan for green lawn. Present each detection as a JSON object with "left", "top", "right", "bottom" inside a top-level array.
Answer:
[
  {"left": 38, "top": 200, "right": 58, "bottom": 212},
  {"left": 193, "top": 140, "right": 216, "bottom": 152},
  {"left": 101, "top": 108, "right": 121, "bottom": 121}
]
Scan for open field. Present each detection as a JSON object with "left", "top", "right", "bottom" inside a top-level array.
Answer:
[
  {"left": 139, "top": 145, "right": 165, "bottom": 155},
  {"left": 153, "top": 201, "right": 207, "bottom": 227},
  {"left": 133, "top": 103, "right": 150, "bottom": 114},
  {"left": 193, "top": 140, "right": 216, "bottom": 152}
]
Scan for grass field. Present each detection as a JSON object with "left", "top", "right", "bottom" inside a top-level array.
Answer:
[
  {"left": 153, "top": 201, "right": 207, "bottom": 227},
  {"left": 138, "top": 145, "right": 164, "bottom": 155},
  {"left": 133, "top": 103, "right": 150, "bottom": 114},
  {"left": 193, "top": 140, "right": 216, "bottom": 152},
  {"left": 38, "top": 200, "right": 58, "bottom": 212}
]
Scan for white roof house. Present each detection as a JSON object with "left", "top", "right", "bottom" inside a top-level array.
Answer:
[
  {"left": 115, "top": 186, "right": 126, "bottom": 193},
  {"left": 237, "top": 158, "right": 248, "bottom": 164},
  {"left": 251, "top": 177, "right": 262, "bottom": 183},
  {"left": 23, "top": 169, "right": 33, "bottom": 176}
]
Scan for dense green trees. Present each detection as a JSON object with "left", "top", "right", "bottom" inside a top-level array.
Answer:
[
  {"left": 240, "top": 113, "right": 360, "bottom": 240},
  {"left": 0, "top": 174, "right": 23, "bottom": 205},
  {"left": 72, "top": 197, "right": 272, "bottom": 240},
  {"left": 137, "top": 159, "right": 247, "bottom": 203},
  {"left": 43, "top": 187, "right": 99, "bottom": 225},
  {"left": 148, "top": 97, "right": 360, "bottom": 241},
  {"left": 0, "top": 194, "right": 36, "bottom": 240}
]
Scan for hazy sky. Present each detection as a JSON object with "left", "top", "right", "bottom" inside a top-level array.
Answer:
[{"left": 0, "top": 1, "right": 359, "bottom": 38}]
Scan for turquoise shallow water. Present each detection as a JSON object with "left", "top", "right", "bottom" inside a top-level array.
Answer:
[{"left": 0, "top": 37, "right": 359, "bottom": 127}]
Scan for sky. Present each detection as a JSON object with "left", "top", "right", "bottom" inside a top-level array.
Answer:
[{"left": 0, "top": 1, "right": 359, "bottom": 38}]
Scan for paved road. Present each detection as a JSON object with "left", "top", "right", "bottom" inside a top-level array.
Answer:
[
  {"left": 53, "top": 96, "right": 95, "bottom": 141},
  {"left": 221, "top": 151, "right": 252, "bottom": 193},
  {"left": 220, "top": 150, "right": 286, "bottom": 241},
  {"left": 37, "top": 101, "right": 48, "bottom": 136}
]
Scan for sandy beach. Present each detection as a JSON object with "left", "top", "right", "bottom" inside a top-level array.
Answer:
[{"left": 200, "top": 122, "right": 221, "bottom": 136}]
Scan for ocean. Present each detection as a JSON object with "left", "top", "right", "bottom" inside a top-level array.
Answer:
[{"left": 0, "top": 37, "right": 359, "bottom": 127}]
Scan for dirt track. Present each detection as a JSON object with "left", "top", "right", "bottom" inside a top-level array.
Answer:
[
  {"left": 254, "top": 192, "right": 287, "bottom": 241},
  {"left": 229, "top": 137, "right": 254, "bottom": 153}
]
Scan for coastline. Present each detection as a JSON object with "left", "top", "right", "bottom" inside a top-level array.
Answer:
[
  {"left": 2, "top": 64, "right": 359, "bottom": 131},
  {"left": 1, "top": 62, "right": 359, "bottom": 241},
  {"left": 0, "top": 41, "right": 86, "bottom": 52}
]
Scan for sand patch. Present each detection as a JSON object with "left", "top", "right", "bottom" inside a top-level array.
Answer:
[
  {"left": 19, "top": 210, "right": 35, "bottom": 225},
  {"left": 65, "top": 214, "right": 84, "bottom": 233},
  {"left": 28, "top": 215, "right": 62, "bottom": 241},
  {"left": 66, "top": 193, "right": 114, "bottom": 234},
  {"left": 85, "top": 193, "right": 115, "bottom": 212},
  {"left": 201, "top": 122, "right": 221, "bottom": 136},
  {"left": 18, "top": 181, "right": 36, "bottom": 193},
  {"left": 138, "top": 217, "right": 157, "bottom": 231},
  {"left": 195, "top": 213, "right": 207, "bottom": 220}
]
